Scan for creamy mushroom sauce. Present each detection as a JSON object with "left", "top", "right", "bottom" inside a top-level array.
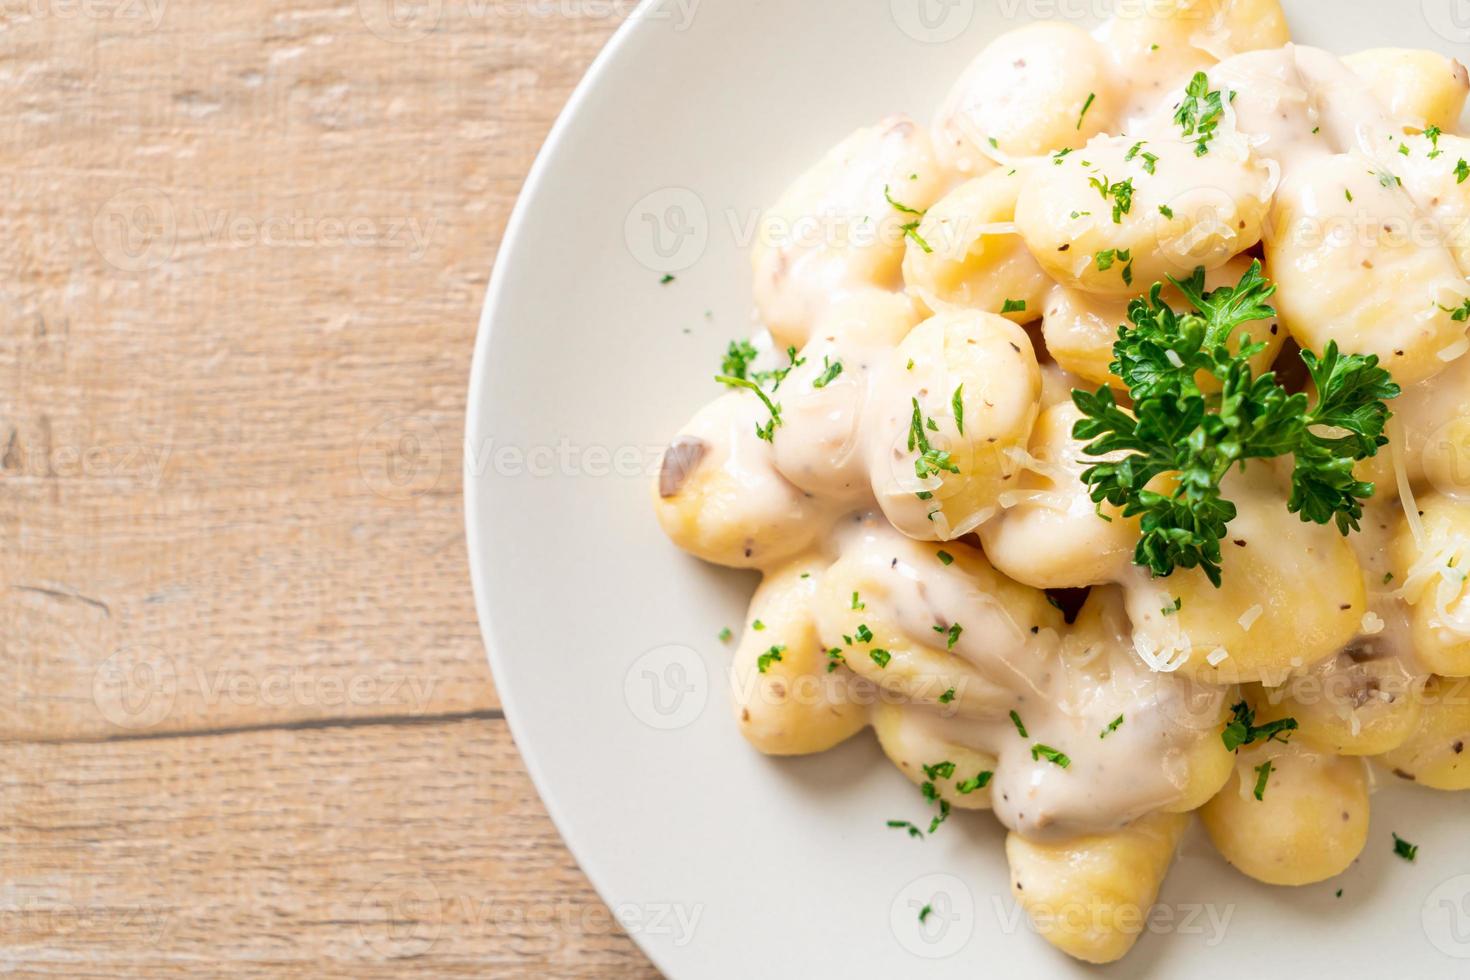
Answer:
[{"left": 655, "top": 24, "right": 1470, "bottom": 846}]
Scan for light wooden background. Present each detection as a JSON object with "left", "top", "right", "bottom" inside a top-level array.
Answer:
[{"left": 0, "top": 0, "right": 658, "bottom": 974}]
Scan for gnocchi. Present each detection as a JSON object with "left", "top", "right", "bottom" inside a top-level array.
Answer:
[{"left": 650, "top": 14, "right": 1465, "bottom": 965}]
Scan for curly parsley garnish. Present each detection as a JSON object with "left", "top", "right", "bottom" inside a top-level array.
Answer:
[
  {"left": 1071, "top": 261, "right": 1400, "bottom": 586},
  {"left": 908, "top": 398, "right": 961, "bottom": 482}
]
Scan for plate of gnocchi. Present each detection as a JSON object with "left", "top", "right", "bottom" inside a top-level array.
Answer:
[{"left": 466, "top": 0, "right": 1470, "bottom": 975}]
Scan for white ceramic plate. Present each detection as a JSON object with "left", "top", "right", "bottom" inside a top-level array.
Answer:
[{"left": 466, "top": 2, "right": 1470, "bottom": 975}]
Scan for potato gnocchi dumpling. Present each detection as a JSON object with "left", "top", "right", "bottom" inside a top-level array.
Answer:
[
  {"left": 1251, "top": 646, "right": 1424, "bottom": 757},
  {"left": 979, "top": 402, "right": 1141, "bottom": 591},
  {"left": 1378, "top": 676, "right": 1470, "bottom": 789},
  {"left": 932, "top": 22, "right": 1121, "bottom": 173},
  {"left": 872, "top": 703, "right": 996, "bottom": 811},
  {"left": 1006, "top": 812, "right": 1188, "bottom": 964},
  {"left": 1265, "top": 154, "right": 1470, "bottom": 386},
  {"left": 901, "top": 169, "right": 1049, "bottom": 321},
  {"left": 751, "top": 117, "right": 947, "bottom": 350},
  {"left": 1017, "top": 133, "right": 1274, "bottom": 297},
  {"left": 1200, "top": 741, "right": 1370, "bottom": 886},
  {"left": 1391, "top": 493, "right": 1470, "bottom": 676},
  {"left": 1124, "top": 469, "right": 1367, "bottom": 684},
  {"left": 1343, "top": 48, "right": 1470, "bottom": 132},
  {"left": 653, "top": 394, "right": 825, "bottom": 569},
  {"left": 865, "top": 310, "right": 1041, "bottom": 540},
  {"left": 730, "top": 557, "right": 870, "bottom": 755}
]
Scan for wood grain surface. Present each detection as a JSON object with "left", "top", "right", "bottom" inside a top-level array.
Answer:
[{"left": 0, "top": 0, "right": 657, "bottom": 973}]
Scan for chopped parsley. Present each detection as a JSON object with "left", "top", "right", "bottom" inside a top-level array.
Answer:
[
  {"left": 1174, "top": 71, "right": 1229, "bottom": 155},
  {"left": 1001, "top": 298, "right": 1027, "bottom": 315},
  {"left": 851, "top": 591, "right": 865, "bottom": 611},
  {"left": 660, "top": 274, "right": 676, "bottom": 284},
  {"left": 1100, "top": 715, "right": 1124, "bottom": 739},
  {"left": 721, "top": 339, "right": 758, "bottom": 380},
  {"left": 1052, "top": 148, "right": 1073, "bottom": 166},
  {"left": 1162, "top": 597, "right": 1182, "bottom": 616},
  {"left": 1071, "top": 261, "right": 1400, "bottom": 586},
  {"left": 1088, "top": 174, "right": 1135, "bottom": 223},
  {"left": 938, "top": 687, "right": 957, "bottom": 704},
  {"left": 1374, "top": 168, "right": 1402, "bottom": 188},
  {"left": 1392, "top": 833, "right": 1418, "bottom": 862},
  {"left": 1252, "top": 759, "right": 1273, "bottom": 800},
  {"left": 756, "top": 646, "right": 785, "bottom": 674},
  {"left": 856, "top": 624, "right": 874, "bottom": 643},
  {"left": 870, "top": 649, "right": 892, "bottom": 668},
  {"left": 1439, "top": 298, "right": 1470, "bottom": 322},
  {"left": 1095, "top": 247, "right": 1135, "bottom": 285},
  {"left": 1426, "top": 125, "right": 1444, "bottom": 158},
  {"left": 956, "top": 771, "right": 992, "bottom": 793},
  {"left": 825, "top": 648, "right": 845, "bottom": 673},
  {"left": 918, "top": 904, "right": 933, "bottom": 923},
  {"left": 887, "top": 819, "right": 924, "bottom": 839},
  {"left": 1032, "top": 744, "right": 1071, "bottom": 768},
  {"left": 936, "top": 550, "right": 954, "bottom": 566},
  {"left": 811, "top": 356, "right": 844, "bottom": 389},
  {"left": 718, "top": 628, "right": 732, "bottom": 643},
  {"left": 751, "top": 619, "right": 765, "bottom": 631},
  {"left": 952, "top": 385, "right": 965, "bottom": 436},
  {"left": 1077, "top": 91, "right": 1096, "bottom": 130},
  {"left": 932, "top": 623, "right": 962, "bottom": 650},
  {"left": 715, "top": 374, "right": 783, "bottom": 442},
  {"left": 908, "top": 398, "right": 961, "bottom": 483},
  {"left": 1457, "top": 159, "right": 1469, "bottom": 184},
  {"left": 1222, "top": 701, "right": 1299, "bottom": 751},
  {"left": 1158, "top": 204, "right": 1175, "bottom": 219},
  {"left": 1125, "top": 140, "right": 1159, "bottom": 175},
  {"left": 885, "top": 184, "right": 933, "bottom": 254},
  {"left": 1009, "top": 710, "right": 1028, "bottom": 738}
]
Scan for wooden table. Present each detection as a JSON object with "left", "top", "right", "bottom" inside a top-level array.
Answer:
[{"left": 0, "top": 2, "right": 657, "bottom": 974}]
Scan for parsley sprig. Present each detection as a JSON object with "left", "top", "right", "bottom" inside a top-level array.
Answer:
[{"left": 1071, "top": 261, "right": 1400, "bottom": 586}]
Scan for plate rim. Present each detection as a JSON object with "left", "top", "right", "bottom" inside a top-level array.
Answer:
[{"left": 462, "top": 7, "right": 675, "bottom": 977}]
